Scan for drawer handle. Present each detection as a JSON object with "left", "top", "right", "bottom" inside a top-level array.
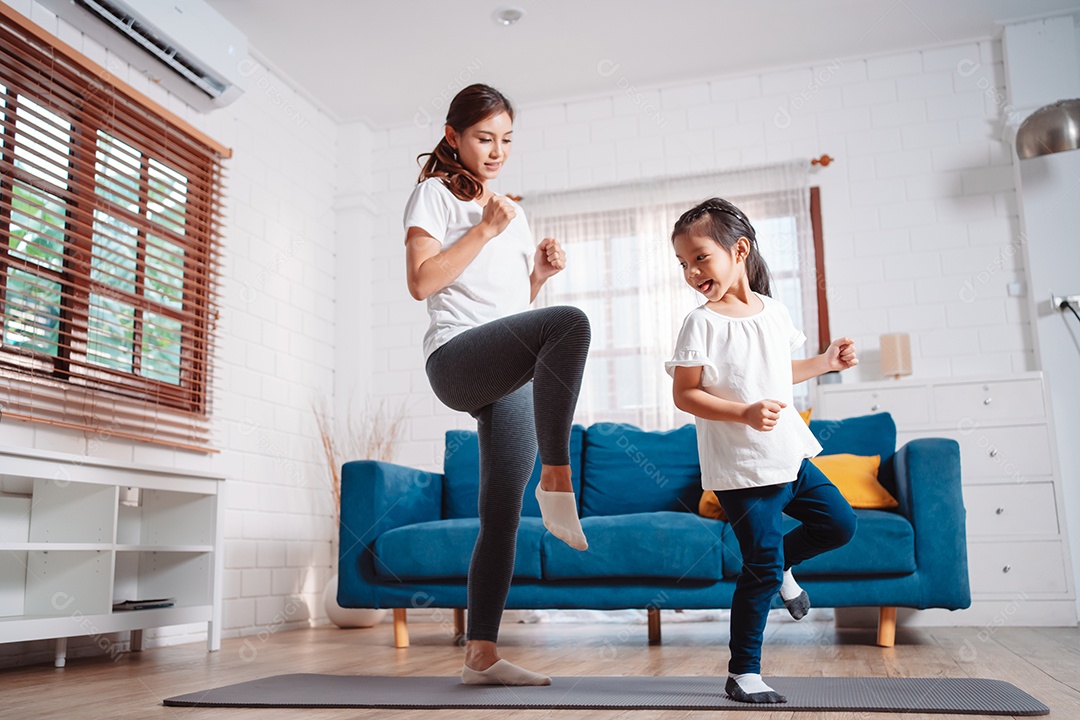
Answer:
[
  {"left": 983, "top": 397, "right": 992, "bottom": 405},
  {"left": 995, "top": 507, "right": 1005, "bottom": 515},
  {"left": 989, "top": 448, "right": 999, "bottom": 458},
  {"left": 1002, "top": 565, "right": 1011, "bottom": 574},
  {"left": 871, "top": 404, "right": 880, "bottom": 411}
]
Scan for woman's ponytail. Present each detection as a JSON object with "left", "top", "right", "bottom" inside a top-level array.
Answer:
[{"left": 417, "top": 136, "right": 483, "bottom": 202}]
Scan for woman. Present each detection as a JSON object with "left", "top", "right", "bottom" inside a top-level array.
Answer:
[{"left": 404, "top": 83, "right": 591, "bottom": 686}]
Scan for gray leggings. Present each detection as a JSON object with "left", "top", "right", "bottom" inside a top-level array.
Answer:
[{"left": 425, "top": 306, "right": 591, "bottom": 642}]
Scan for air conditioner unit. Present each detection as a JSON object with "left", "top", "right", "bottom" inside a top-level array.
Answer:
[{"left": 40, "top": 0, "right": 248, "bottom": 112}]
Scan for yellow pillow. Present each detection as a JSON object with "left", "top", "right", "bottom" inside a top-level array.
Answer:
[
  {"left": 809, "top": 453, "right": 898, "bottom": 509},
  {"left": 799, "top": 408, "right": 812, "bottom": 424},
  {"left": 699, "top": 490, "right": 727, "bottom": 521}
]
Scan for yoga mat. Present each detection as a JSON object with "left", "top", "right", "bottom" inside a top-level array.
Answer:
[{"left": 164, "top": 674, "right": 1049, "bottom": 714}]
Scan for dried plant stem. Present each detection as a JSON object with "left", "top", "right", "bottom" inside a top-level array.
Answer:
[{"left": 314, "top": 396, "right": 407, "bottom": 525}]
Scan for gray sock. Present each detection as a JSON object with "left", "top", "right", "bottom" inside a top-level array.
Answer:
[
  {"left": 783, "top": 590, "right": 810, "bottom": 620},
  {"left": 780, "top": 568, "right": 810, "bottom": 620},
  {"left": 725, "top": 674, "right": 787, "bottom": 704}
]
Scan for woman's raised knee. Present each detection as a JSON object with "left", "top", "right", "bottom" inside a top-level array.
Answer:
[{"left": 552, "top": 305, "right": 590, "bottom": 334}]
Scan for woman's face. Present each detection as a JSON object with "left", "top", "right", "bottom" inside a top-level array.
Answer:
[{"left": 447, "top": 111, "right": 513, "bottom": 185}]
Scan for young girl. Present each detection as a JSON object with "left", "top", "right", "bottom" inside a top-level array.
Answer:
[
  {"left": 665, "top": 198, "right": 859, "bottom": 704},
  {"left": 404, "top": 84, "right": 591, "bottom": 686}
]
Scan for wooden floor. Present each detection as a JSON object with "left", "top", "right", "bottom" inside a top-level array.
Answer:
[{"left": 3, "top": 617, "right": 1079, "bottom": 719}]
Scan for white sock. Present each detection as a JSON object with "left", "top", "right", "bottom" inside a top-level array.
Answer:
[
  {"left": 535, "top": 485, "right": 588, "bottom": 550},
  {"left": 729, "top": 672, "right": 775, "bottom": 694},
  {"left": 461, "top": 658, "right": 551, "bottom": 686},
  {"left": 780, "top": 568, "right": 802, "bottom": 602}
]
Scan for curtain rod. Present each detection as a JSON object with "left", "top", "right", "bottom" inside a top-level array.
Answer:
[{"left": 508, "top": 155, "right": 834, "bottom": 202}]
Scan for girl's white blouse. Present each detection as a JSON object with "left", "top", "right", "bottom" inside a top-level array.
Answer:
[{"left": 666, "top": 293, "right": 822, "bottom": 491}]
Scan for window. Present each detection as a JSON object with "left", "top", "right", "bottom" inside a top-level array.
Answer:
[
  {"left": 527, "top": 162, "right": 827, "bottom": 429},
  {"left": 0, "top": 6, "right": 229, "bottom": 450}
]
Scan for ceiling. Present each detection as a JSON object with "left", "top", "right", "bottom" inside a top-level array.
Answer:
[{"left": 205, "top": 0, "right": 1080, "bottom": 128}]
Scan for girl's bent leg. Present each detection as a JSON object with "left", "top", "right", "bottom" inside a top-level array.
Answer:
[
  {"left": 776, "top": 460, "right": 858, "bottom": 621},
  {"left": 782, "top": 460, "right": 858, "bottom": 569}
]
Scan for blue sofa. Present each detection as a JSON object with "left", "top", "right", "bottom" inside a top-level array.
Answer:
[{"left": 337, "top": 412, "right": 970, "bottom": 647}]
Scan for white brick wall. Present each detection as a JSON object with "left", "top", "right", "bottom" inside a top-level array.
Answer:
[
  {"left": 1, "top": 2, "right": 343, "bottom": 667},
  {"left": 368, "top": 39, "right": 1029, "bottom": 475}
]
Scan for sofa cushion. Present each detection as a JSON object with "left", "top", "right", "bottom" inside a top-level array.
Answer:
[
  {"left": 810, "top": 454, "right": 898, "bottom": 509},
  {"left": 809, "top": 412, "right": 897, "bottom": 463},
  {"left": 373, "top": 517, "right": 545, "bottom": 580},
  {"left": 720, "top": 508, "right": 915, "bottom": 578},
  {"left": 580, "top": 423, "right": 701, "bottom": 517},
  {"left": 442, "top": 425, "right": 585, "bottom": 519},
  {"left": 541, "top": 511, "right": 724, "bottom": 580}
]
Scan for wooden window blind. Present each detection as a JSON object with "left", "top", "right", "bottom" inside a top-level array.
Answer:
[{"left": 0, "top": 5, "right": 230, "bottom": 452}]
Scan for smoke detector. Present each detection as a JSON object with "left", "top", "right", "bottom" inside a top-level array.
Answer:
[{"left": 492, "top": 6, "right": 525, "bottom": 26}]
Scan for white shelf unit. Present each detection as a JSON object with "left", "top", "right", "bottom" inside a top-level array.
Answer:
[
  {"left": 816, "top": 371, "right": 1077, "bottom": 626},
  {"left": 0, "top": 445, "right": 225, "bottom": 666}
]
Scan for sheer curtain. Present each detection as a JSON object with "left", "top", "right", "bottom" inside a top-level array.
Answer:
[{"left": 524, "top": 160, "right": 816, "bottom": 430}]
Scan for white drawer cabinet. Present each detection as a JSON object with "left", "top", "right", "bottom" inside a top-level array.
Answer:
[
  {"left": 0, "top": 445, "right": 225, "bottom": 667},
  {"left": 901, "top": 425, "right": 1055, "bottom": 483},
  {"left": 820, "top": 385, "right": 931, "bottom": 426},
  {"left": 931, "top": 378, "right": 1046, "bottom": 426},
  {"left": 963, "top": 483, "right": 1060, "bottom": 536},
  {"left": 967, "top": 541, "right": 1069, "bottom": 595},
  {"left": 818, "top": 372, "right": 1076, "bottom": 626}
]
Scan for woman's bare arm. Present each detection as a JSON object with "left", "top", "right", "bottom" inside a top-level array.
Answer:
[
  {"left": 405, "top": 224, "right": 495, "bottom": 300},
  {"left": 405, "top": 195, "right": 517, "bottom": 300}
]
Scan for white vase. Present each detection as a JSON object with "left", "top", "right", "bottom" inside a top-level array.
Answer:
[{"left": 323, "top": 573, "right": 388, "bottom": 628}]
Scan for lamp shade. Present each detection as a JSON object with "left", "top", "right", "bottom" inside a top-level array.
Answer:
[
  {"left": 1016, "top": 99, "right": 1080, "bottom": 159},
  {"left": 880, "top": 333, "right": 912, "bottom": 379}
]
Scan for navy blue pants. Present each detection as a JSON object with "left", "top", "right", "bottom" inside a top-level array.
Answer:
[{"left": 715, "top": 459, "right": 857, "bottom": 675}]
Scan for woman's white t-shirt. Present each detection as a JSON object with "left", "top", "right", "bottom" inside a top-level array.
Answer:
[
  {"left": 665, "top": 293, "right": 822, "bottom": 491},
  {"left": 403, "top": 178, "right": 534, "bottom": 360}
]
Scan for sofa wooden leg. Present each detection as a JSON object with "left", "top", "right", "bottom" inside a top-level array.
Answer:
[
  {"left": 453, "top": 608, "right": 465, "bottom": 641},
  {"left": 647, "top": 607, "right": 661, "bottom": 645},
  {"left": 393, "top": 608, "right": 409, "bottom": 648},
  {"left": 877, "top": 606, "right": 896, "bottom": 647}
]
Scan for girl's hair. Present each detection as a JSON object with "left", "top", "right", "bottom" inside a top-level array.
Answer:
[
  {"left": 416, "top": 83, "right": 515, "bottom": 201},
  {"left": 672, "top": 197, "right": 773, "bottom": 297}
]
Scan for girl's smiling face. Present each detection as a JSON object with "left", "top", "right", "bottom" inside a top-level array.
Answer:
[
  {"left": 446, "top": 111, "right": 513, "bottom": 185},
  {"left": 673, "top": 232, "right": 749, "bottom": 302}
]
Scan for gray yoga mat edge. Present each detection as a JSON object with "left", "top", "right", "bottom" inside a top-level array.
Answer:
[{"left": 163, "top": 674, "right": 1050, "bottom": 715}]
